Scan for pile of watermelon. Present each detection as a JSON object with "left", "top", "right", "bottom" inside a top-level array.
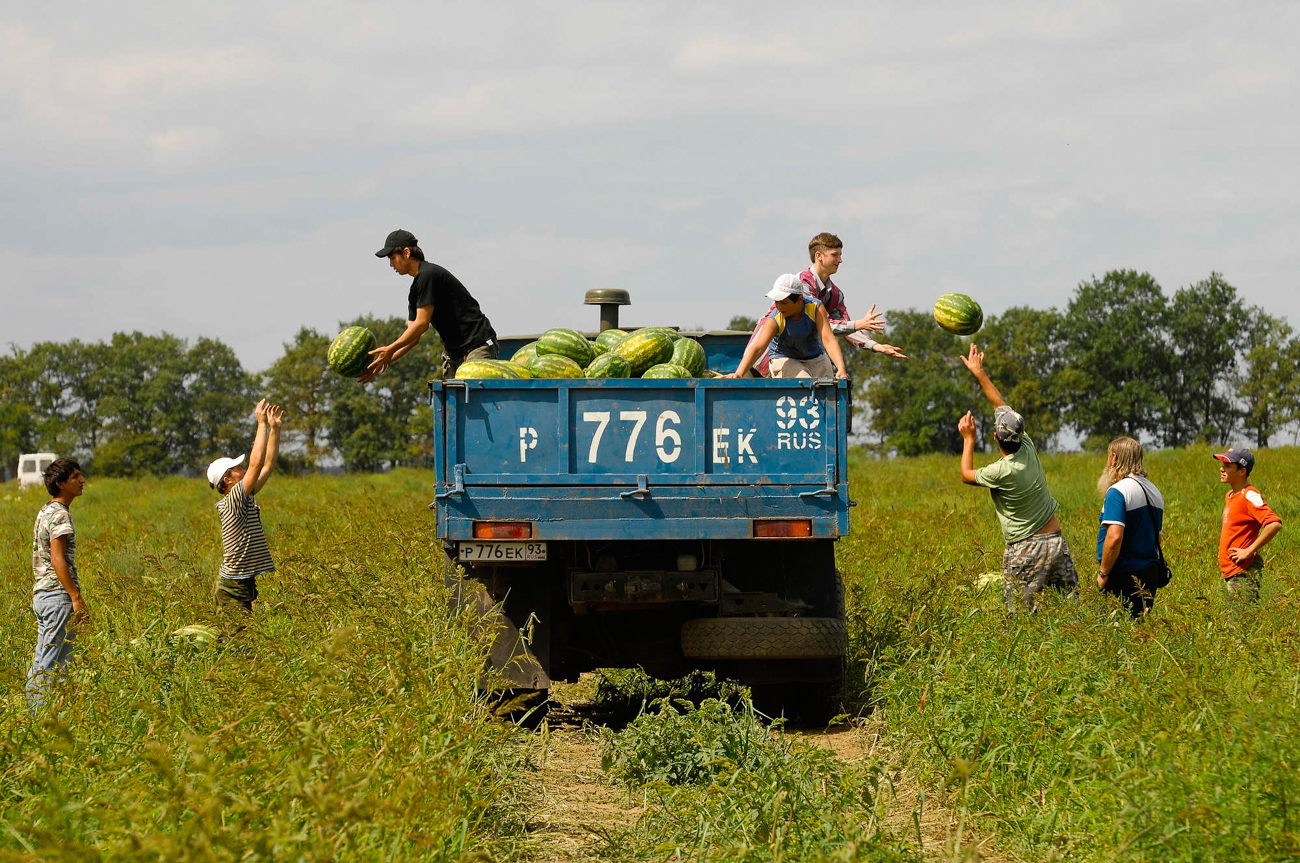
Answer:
[{"left": 455, "top": 327, "right": 709, "bottom": 380}]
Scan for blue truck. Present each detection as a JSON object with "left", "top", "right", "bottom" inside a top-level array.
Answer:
[{"left": 430, "top": 297, "right": 853, "bottom": 721}]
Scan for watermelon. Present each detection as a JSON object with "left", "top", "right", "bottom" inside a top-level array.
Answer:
[
  {"left": 536, "top": 328, "right": 595, "bottom": 367},
  {"left": 455, "top": 359, "right": 527, "bottom": 380},
  {"left": 170, "top": 624, "right": 218, "bottom": 646},
  {"left": 526, "top": 354, "right": 584, "bottom": 379},
  {"left": 594, "top": 328, "right": 628, "bottom": 355},
  {"left": 327, "top": 326, "right": 378, "bottom": 378},
  {"left": 584, "top": 353, "right": 632, "bottom": 379},
  {"left": 642, "top": 363, "right": 691, "bottom": 379},
  {"left": 933, "top": 293, "right": 984, "bottom": 335},
  {"left": 510, "top": 341, "right": 540, "bottom": 366},
  {"left": 612, "top": 330, "right": 675, "bottom": 376},
  {"left": 634, "top": 326, "right": 683, "bottom": 342},
  {"left": 669, "top": 338, "right": 706, "bottom": 376}
]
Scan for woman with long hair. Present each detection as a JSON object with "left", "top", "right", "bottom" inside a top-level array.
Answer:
[{"left": 1096, "top": 437, "right": 1167, "bottom": 618}]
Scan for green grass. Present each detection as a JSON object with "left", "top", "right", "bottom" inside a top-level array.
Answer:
[
  {"left": 844, "top": 446, "right": 1300, "bottom": 861},
  {"left": 2, "top": 447, "right": 1297, "bottom": 861},
  {"left": 0, "top": 471, "right": 527, "bottom": 861}
]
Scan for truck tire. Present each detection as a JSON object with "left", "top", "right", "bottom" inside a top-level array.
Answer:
[{"left": 681, "top": 617, "right": 847, "bottom": 660}]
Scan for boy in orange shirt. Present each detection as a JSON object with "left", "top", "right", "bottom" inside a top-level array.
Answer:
[{"left": 1214, "top": 446, "right": 1283, "bottom": 602}]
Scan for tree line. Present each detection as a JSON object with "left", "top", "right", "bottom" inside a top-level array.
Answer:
[
  {"left": 843, "top": 270, "right": 1297, "bottom": 455},
  {"left": 4, "top": 268, "right": 1296, "bottom": 479},
  {"left": 0, "top": 318, "right": 444, "bottom": 480}
]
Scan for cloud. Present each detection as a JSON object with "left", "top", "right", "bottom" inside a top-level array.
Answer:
[{"left": 1, "top": 0, "right": 1299, "bottom": 372}]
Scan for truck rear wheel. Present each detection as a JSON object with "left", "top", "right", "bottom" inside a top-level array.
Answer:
[{"left": 681, "top": 617, "right": 847, "bottom": 660}]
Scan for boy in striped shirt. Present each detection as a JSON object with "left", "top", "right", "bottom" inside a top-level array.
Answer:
[{"left": 206, "top": 400, "right": 283, "bottom": 611}]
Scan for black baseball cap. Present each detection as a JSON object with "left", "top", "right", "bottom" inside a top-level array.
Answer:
[{"left": 376, "top": 229, "right": 419, "bottom": 257}]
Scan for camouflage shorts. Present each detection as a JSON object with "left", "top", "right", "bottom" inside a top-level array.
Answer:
[
  {"left": 215, "top": 575, "right": 258, "bottom": 612},
  {"left": 1223, "top": 562, "right": 1263, "bottom": 603},
  {"left": 1002, "top": 531, "right": 1079, "bottom": 612},
  {"left": 442, "top": 342, "right": 499, "bottom": 378}
]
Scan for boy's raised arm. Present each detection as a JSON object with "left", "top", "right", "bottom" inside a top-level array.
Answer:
[
  {"left": 242, "top": 399, "right": 269, "bottom": 496},
  {"left": 252, "top": 405, "right": 283, "bottom": 494}
]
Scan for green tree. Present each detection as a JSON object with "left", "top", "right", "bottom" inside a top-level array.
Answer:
[
  {"left": 864, "top": 310, "right": 976, "bottom": 456},
  {"left": 0, "top": 350, "right": 39, "bottom": 482},
  {"left": 1059, "top": 270, "right": 1171, "bottom": 443},
  {"left": 1162, "top": 273, "right": 1250, "bottom": 446},
  {"left": 1237, "top": 312, "right": 1300, "bottom": 447},
  {"left": 186, "top": 337, "right": 257, "bottom": 463},
  {"left": 264, "top": 328, "right": 336, "bottom": 469},
  {"left": 727, "top": 315, "right": 759, "bottom": 332},
  {"left": 979, "top": 306, "right": 1066, "bottom": 449}
]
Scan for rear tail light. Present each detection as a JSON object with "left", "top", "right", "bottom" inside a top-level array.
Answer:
[
  {"left": 473, "top": 522, "right": 533, "bottom": 539},
  {"left": 754, "top": 520, "right": 813, "bottom": 538}
]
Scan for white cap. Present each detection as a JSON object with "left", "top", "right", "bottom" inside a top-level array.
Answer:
[
  {"left": 765, "top": 273, "right": 804, "bottom": 301},
  {"left": 206, "top": 454, "right": 245, "bottom": 489}
]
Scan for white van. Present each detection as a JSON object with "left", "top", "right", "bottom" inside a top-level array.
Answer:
[{"left": 17, "top": 453, "right": 58, "bottom": 490}]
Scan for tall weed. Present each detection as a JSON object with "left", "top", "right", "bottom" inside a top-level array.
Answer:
[
  {"left": 0, "top": 471, "right": 527, "bottom": 861},
  {"left": 843, "top": 446, "right": 1300, "bottom": 861}
]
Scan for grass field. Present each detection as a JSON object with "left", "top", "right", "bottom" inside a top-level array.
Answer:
[{"left": 0, "top": 446, "right": 1296, "bottom": 861}]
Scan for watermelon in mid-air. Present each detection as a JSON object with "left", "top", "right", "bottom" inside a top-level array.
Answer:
[
  {"left": 933, "top": 293, "right": 984, "bottom": 335},
  {"left": 328, "top": 326, "right": 378, "bottom": 377}
]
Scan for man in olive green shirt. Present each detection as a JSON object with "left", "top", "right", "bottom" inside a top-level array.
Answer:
[{"left": 958, "top": 344, "right": 1078, "bottom": 611}]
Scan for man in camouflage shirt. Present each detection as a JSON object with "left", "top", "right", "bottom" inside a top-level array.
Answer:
[{"left": 28, "top": 458, "right": 88, "bottom": 709}]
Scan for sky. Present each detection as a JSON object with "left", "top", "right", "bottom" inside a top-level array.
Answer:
[{"left": 2, "top": 1, "right": 1298, "bottom": 371}]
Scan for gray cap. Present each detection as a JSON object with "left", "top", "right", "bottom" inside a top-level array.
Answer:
[
  {"left": 993, "top": 405, "right": 1024, "bottom": 444},
  {"left": 1214, "top": 446, "right": 1255, "bottom": 473}
]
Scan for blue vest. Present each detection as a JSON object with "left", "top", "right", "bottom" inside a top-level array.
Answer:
[{"left": 766, "top": 299, "right": 824, "bottom": 361}]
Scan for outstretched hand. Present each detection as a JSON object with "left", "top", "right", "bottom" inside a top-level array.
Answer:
[
  {"left": 267, "top": 405, "right": 285, "bottom": 430},
  {"left": 853, "top": 304, "right": 886, "bottom": 334},
  {"left": 363, "top": 344, "right": 396, "bottom": 382},
  {"left": 957, "top": 410, "right": 977, "bottom": 439},
  {"left": 874, "top": 343, "right": 908, "bottom": 360},
  {"left": 959, "top": 343, "right": 985, "bottom": 376},
  {"left": 253, "top": 398, "right": 269, "bottom": 422}
]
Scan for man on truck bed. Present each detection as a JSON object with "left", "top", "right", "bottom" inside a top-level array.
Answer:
[
  {"left": 726, "top": 274, "right": 849, "bottom": 379},
  {"left": 957, "top": 344, "right": 1078, "bottom": 612},
  {"left": 363, "top": 229, "right": 499, "bottom": 381}
]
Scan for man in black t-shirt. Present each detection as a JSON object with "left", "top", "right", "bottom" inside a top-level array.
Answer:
[{"left": 362, "top": 229, "right": 499, "bottom": 381}]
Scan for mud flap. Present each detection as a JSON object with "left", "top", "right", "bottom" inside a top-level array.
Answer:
[{"left": 447, "top": 574, "right": 552, "bottom": 690}]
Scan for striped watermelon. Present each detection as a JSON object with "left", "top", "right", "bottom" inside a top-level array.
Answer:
[
  {"left": 669, "top": 338, "right": 706, "bottom": 376},
  {"left": 510, "top": 341, "right": 540, "bottom": 366},
  {"left": 612, "top": 330, "right": 675, "bottom": 376},
  {"left": 526, "top": 353, "right": 584, "bottom": 379},
  {"left": 642, "top": 363, "right": 691, "bottom": 379},
  {"left": 584, "top": 353, "right": 632, "bottom": 378},
  {"left": 536, "top": 328, "right": 595, "bottom": 367},
  {"left": 933, "top": 293, "right": 984, "bottom": 335},
  {"left": 327, "top": 326, "right": 377, "bottom": 378},
  {"left": 455, "top": 359, "right": 528, "bottom": 380},
  {"left": 594, "top": 328, "right": 628, "bottom": 355},
  {"left": 634, "top": 326, "right": 683, "bottom": 342}
]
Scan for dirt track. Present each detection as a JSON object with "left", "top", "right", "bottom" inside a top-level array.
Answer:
[{"left": 518, "top": 684, "right": 1010, "bottom": 862}]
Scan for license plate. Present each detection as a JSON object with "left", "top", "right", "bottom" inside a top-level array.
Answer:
[{"left": 458, "top": 541, "right": 548, "bottom": 562}]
